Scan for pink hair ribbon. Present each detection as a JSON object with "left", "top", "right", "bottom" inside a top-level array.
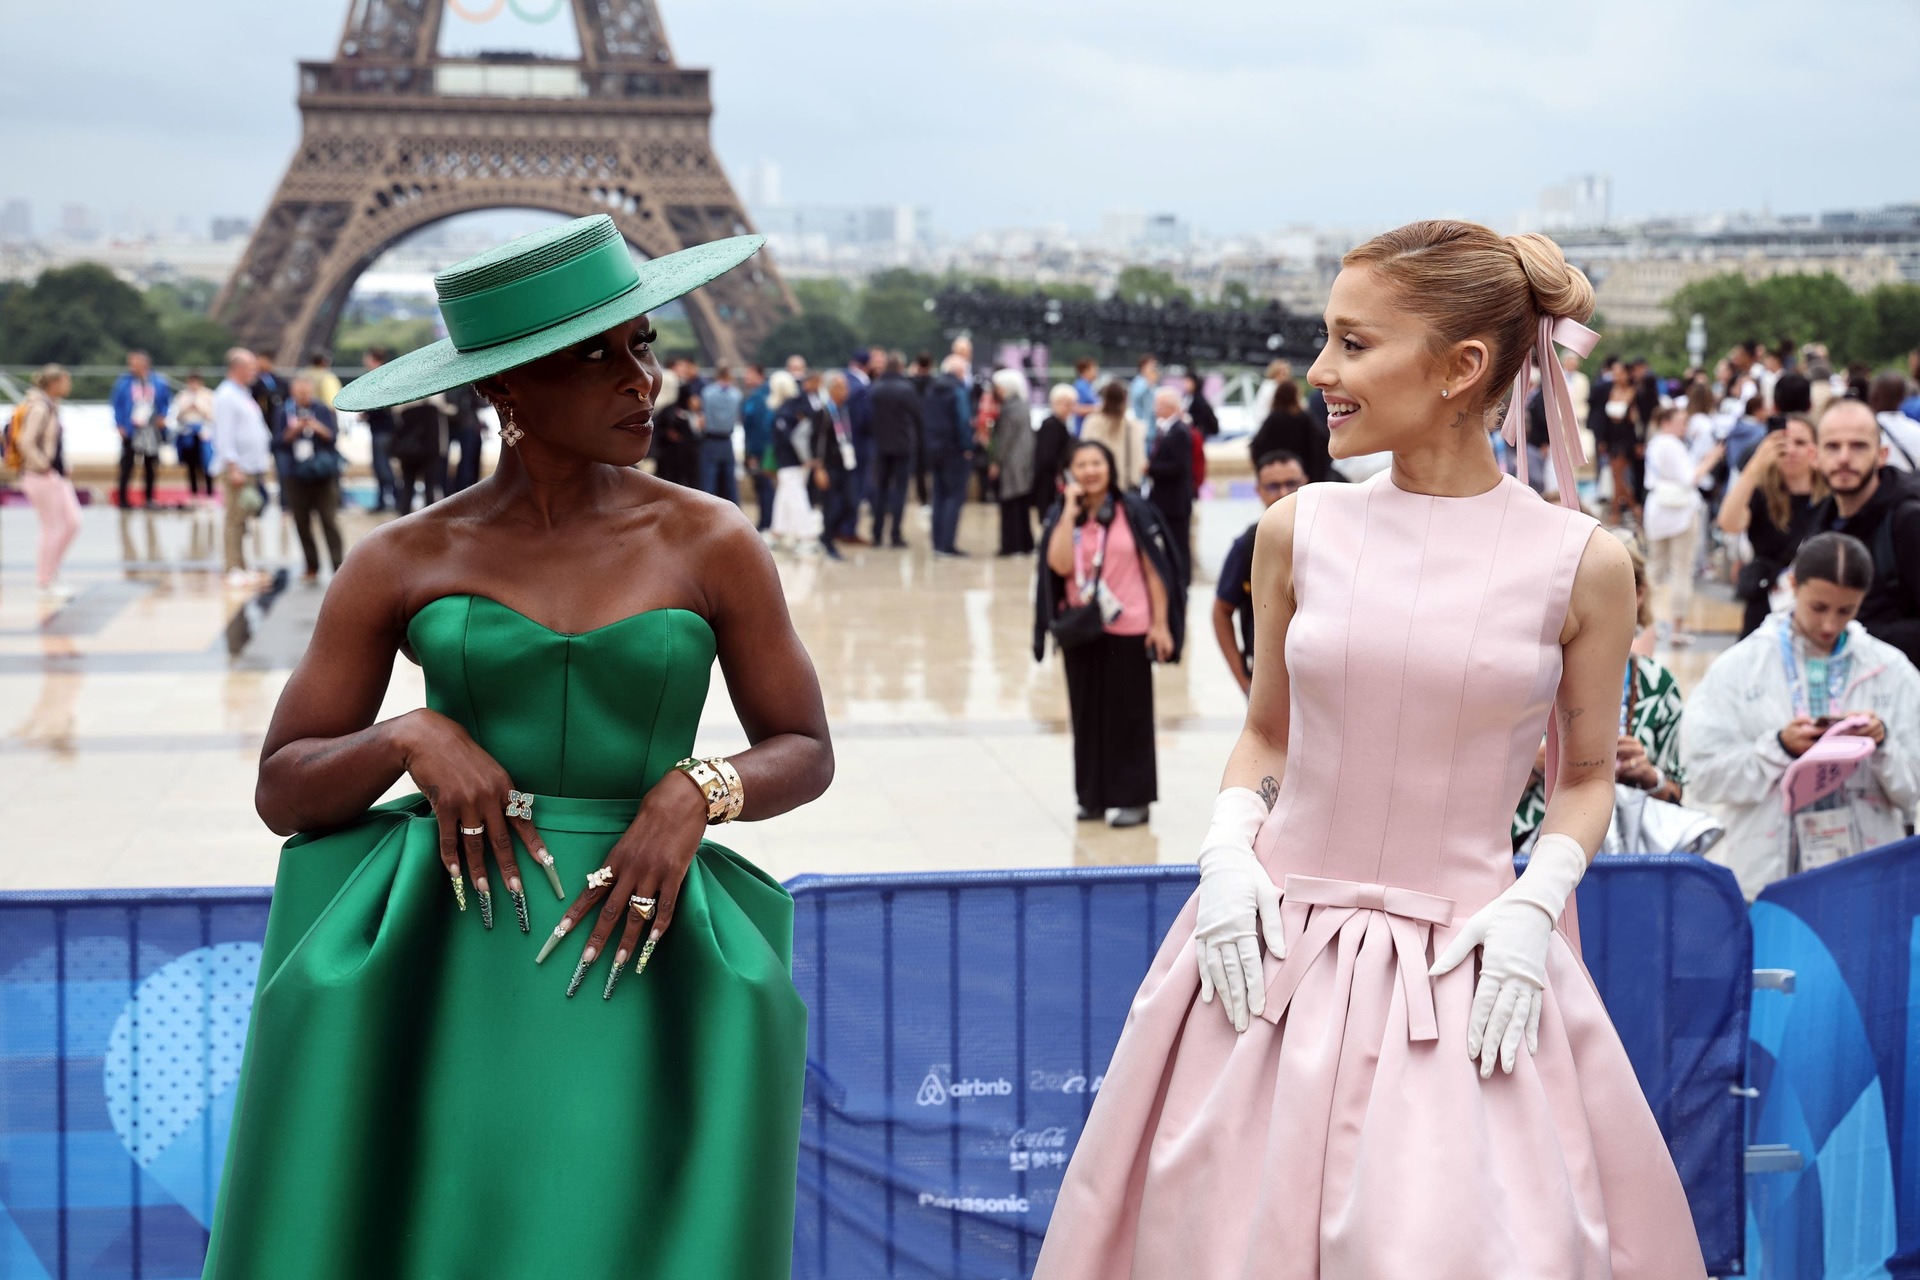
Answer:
[
  {"left": 1508, "top": 312, "right": 1599, "bottom": 953},
  {"left": 1500, "top": 314, "right": 1600, "bottom": 512}
]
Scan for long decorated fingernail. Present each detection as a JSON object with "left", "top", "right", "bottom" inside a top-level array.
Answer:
[
  {"left": 602, "top": 950, "right": 629, "bottom": 1000},
  {"left": 536, "top": 848, "right": 564, "bottom": 899},
  {"left": 511, "top": 889, "right": 531, "bottom": 934},
  {"left": 477, "top": 886, "right": 494, "bottom": 931},
  {"left": 565, "top": 948, "right": 596, "bottom": 999},
  {"left": 634, "top": 937, "right": 658, "bottom": 978},
  {"left": 449, "top": 871, "right": 468, "bottom": 913},
  {"left": 535, "top": 918, "right": 572, "bottom": 965}
]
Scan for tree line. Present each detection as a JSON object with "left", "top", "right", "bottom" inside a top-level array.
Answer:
[
  {"left": 1602, "top": 272, "right": 1920, "bottom": 375},
  {"left": 4, "top": 259, "right": 1914, "bottom": 391}
]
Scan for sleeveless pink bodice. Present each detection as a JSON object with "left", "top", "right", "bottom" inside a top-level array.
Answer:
[{"left": 1256, "top": 468, "right": 1598, "bottom": 917}]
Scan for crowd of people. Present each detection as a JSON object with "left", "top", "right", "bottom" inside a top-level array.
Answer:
[
  {"left": 1205, "top": 337, "right": 1920, "bottom": 900},
  {"left": 16, "top": 315, "right": 1920, "bottom": 898}
]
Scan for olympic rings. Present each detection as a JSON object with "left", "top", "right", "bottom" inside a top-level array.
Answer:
[
  {"left": 507, "top": 0, "right": 568, "bottom": 21},
  {"left": 445, "top": 0, "right": 506, "bottom": 21},
  {"left": 447, "top": 0, "right": 568, "bottom": 22}
]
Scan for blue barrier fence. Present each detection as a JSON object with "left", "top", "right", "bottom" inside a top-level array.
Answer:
[
  {"left": 791, "top": 856, "right": 1750, "bottom": 1278},
  {"left": 1749, "top": 834, "right": 1920, "bottom": 1279},
  {"left": 0, "top": 857, "right": 1747, "bottom": 1280}
]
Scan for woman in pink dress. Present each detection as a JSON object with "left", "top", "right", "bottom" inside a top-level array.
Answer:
[{"left": 1034, "top": 221, "right": 1707, "bottom": 1280}]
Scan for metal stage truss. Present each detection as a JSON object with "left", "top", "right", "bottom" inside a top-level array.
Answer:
[{"left": 930, "top": 287, "right": 1327, "bottom": 367}]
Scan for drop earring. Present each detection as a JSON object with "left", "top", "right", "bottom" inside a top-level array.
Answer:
[{"left": 501, "top": 405, "right": 523, "bottom": 447}]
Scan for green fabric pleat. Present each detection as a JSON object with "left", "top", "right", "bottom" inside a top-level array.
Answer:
[{"left": 204, "top": 602, "right": 806, "bottom": 1280}]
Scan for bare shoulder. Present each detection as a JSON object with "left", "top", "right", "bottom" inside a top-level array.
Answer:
[
  {"left": 639, "top": 471, "right": 763, "bottom": 560},
  {"left": 631, "top": 473, "right": 779, "bottom": 618},
  {"left": 1252, "top": 490, "right": 1301, "bottom": 570},
  {"left": 1572, "top": 523, "right": 1634, "bottom": 590},
  {"left": 1564, "top": 524, "right": 1634, "bottom": 642}
]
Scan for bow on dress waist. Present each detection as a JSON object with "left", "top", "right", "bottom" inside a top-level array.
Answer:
[
  {"left": 1258, "top": 874, "right": 1456, "bottom": 1042},
  {"left": 1500, "top": 313, "right": 1599, "bottom": 515}
]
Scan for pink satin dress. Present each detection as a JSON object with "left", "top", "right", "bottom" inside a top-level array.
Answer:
[{"left": 1034, "top": 470, "right": 1706, "bottom": 1280}]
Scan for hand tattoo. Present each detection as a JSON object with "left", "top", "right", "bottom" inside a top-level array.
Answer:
[{"left": 1259, "top": 775, "right": 1280, "bottom": 810}]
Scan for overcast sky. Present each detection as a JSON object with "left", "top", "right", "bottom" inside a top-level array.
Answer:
[{"left": 4, "top": 0, "right": 1917, "bottom": 239}]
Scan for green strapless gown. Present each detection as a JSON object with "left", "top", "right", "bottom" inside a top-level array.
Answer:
[{"left": 203, "top": 597, "right": 807, "bottom": 1280}]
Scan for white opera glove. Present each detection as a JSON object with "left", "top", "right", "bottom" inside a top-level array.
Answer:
[
  {"left": 1428, "top": 833, "right": 1588, "bottom": 1077},
  {"left": 1193, "top": 788, "right": 1287, "bottom": 1033}
]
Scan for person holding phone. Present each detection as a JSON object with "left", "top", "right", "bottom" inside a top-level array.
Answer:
[
  {"left": 275, "top": 373, "right": 345, "bottom": 581},
  {"left": 1719, "top": 414, "right": 1827, "bottom": 636},
  {"left": 1683, "top": 531, "right": 1920, "bottom": 898},
  {"left": 1034, "top": 439, "right": 1184, "bottom": 828}
]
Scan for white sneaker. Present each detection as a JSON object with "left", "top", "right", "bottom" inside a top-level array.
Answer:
[
  {"left": 224, "top": 568, "right": 257, "bottom": 589},
  {"left": 38, "top": 582, "right": 76, "bottom": 602}
]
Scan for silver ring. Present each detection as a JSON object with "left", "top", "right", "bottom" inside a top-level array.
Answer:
[
  {"left": 460, "top": 825, "right": 485, "bottom": 836},
  {"left": 586, "top": 867, "right": 615, "bottom": 891}
]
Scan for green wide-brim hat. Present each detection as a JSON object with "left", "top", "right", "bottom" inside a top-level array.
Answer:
[{"left": 333, "top": 215, "right": 763, "bottom": 412}]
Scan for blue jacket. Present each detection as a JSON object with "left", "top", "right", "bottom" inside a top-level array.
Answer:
[
  {"left": 846, "top": 370, "right": 874, "bottom": 446},
  {"left": 110, "top": 372, "right": 173, "bottom": 437},
  {"left": 741, "top": 385, "right": 774, "bottom": 461},
  {"left": 921, "top": 373, "right": 973, "bottom": 462}
]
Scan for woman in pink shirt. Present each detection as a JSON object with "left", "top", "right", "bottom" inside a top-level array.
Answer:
[{"left": 1037, "top": 439, "right": 1184, "bottom": 827}]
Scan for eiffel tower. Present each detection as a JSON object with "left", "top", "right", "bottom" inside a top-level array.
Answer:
[{"left": 215, "top": 0, "right": 793, "bottom": 368}]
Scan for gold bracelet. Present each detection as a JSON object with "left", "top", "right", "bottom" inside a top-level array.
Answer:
[
  {"left": 704, "top": 755, "right": 744, "bottom": 823},
  {"left": 671, "top": 757, "right": 731, "bottom": 824}
]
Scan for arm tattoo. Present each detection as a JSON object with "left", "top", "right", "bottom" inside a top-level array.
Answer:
[
  {"left": 1259, "top": 775, "right": 1280, "bottom": 810},
  {"left": 1558, "top": 706, "right": 1584, "bottom": 732},
  {"left": 1568, "top": 757, "right": 1609, "bottom": 770}
]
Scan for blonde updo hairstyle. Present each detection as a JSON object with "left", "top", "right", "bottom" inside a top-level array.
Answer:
[{"left": 1340, "top": 220, "right": 1594, "bottom": 417}]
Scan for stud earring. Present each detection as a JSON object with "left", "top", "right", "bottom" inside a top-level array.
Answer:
[
  {"left": 1440, "top": 389, "right": 1451, "bottom": 399},
  {"left": 501, "top": 405, "right": 523, "bottom": 448}
]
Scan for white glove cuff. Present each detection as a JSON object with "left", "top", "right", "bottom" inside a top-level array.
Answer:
[
  {"left": 1509, "top": 832, "right": 1588, "bottom": 920},
  {"left": 1198, "top": 788, "right": 1269, "bottom": 872}
]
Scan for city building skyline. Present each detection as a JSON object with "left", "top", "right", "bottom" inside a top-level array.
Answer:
[{"left": 5, "top": 0, "right": 1918, "bottom": 246}]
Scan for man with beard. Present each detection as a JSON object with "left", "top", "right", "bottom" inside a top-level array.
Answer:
[{"left": 1808, "top": 398, "right": 1920, "bottom": 666}]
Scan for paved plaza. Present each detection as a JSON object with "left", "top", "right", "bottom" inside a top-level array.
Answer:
[
  {"left": 0, "top": 497, "right": 1246, "bottom": 890},
  {"left": 0, "top": 493, "right": 1741, "bottom": 892}
]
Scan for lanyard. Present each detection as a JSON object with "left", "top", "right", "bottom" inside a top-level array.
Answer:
[
  {"left": 1618, "top": 660, "right": 1636, "bottom": 736},
  {"left": 1779, "top": 621, "right": 1851, "bottom": 719},
  {"left": 1072, "top": 524, "right": 1108, "bottom": 596}
]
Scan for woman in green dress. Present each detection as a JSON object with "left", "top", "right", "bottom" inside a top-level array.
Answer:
[{"left": 203, "top": 217, "right": 832, "bottom": 1279}]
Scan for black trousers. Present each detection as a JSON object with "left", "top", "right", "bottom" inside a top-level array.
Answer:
[
  {"left": 998, "top": 496, "right": 1035, "bottom": 555},
  {"left": 284, "top": 475, "right": 344, "bottom": 574},
  {"left": 395, "top": 456, "right": 439, "bottom": 515},
  {"left": 872, "top": 452, "right": 913, "bottom": 544},
  {"left": 178, "top": 434, "right": 212, "bottom": 495},
  {"left": 1063, "top": 632, "right": 1158, "bottom": 811},
  {"left": 118, "top": 437, "right": 156, "bottom": 508}
]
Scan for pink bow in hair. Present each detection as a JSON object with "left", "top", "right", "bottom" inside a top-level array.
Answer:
[{"left": 1501, "top": 314, "right": 1600, "bottom": 512}]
